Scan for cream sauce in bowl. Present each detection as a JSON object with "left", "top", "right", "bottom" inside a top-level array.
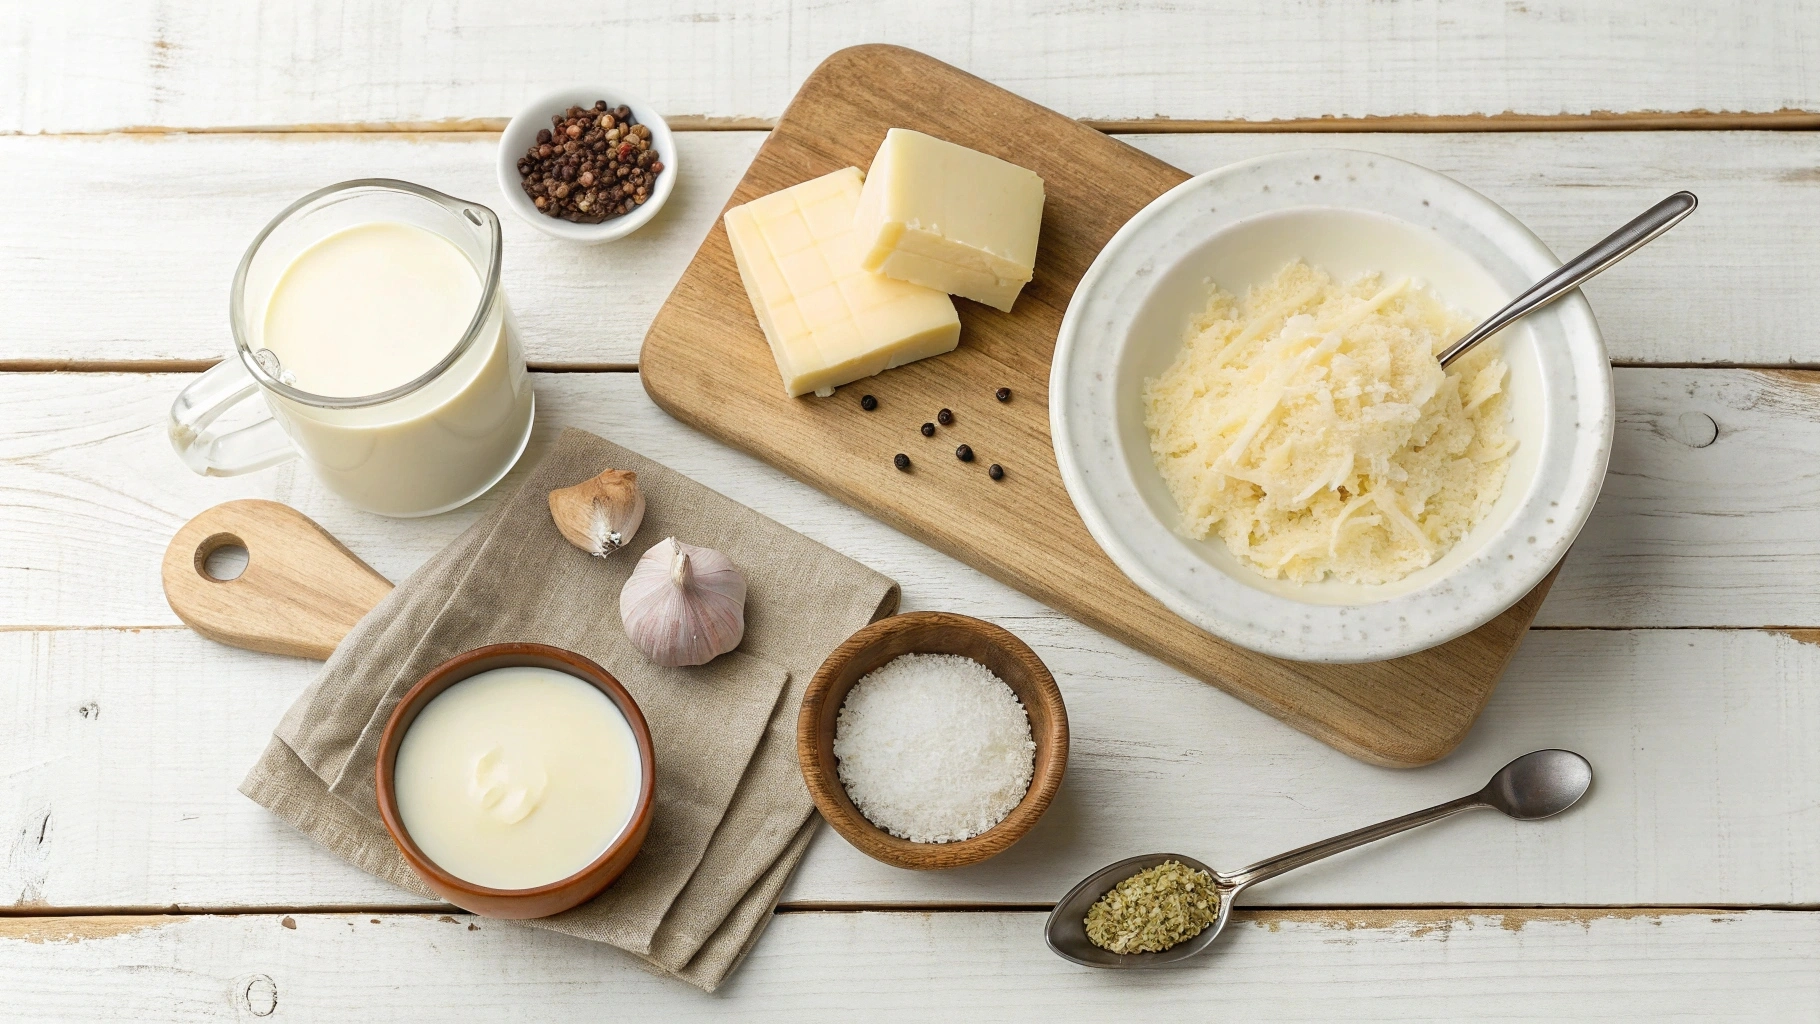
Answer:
[{"left": 393, "top": 665, "right": 643, "bottom": 890}]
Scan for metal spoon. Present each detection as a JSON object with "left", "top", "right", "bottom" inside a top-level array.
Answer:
[
  {"left": 1045, "top": 748, "right": 1593, "bottom": 968},
  {"left": 1435, "top": 191, "right": 1696, "bottom": 368}
]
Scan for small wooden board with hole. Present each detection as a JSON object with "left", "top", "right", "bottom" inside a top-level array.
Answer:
[
  {"left": 161, "top": 499, "right": 393, "bottom": 660},
  {"left": 640, "top": 45, "right": 1557, "bottom": 767}
]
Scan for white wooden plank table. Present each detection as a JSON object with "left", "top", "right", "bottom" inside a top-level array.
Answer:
[{"left": 5, "top": 3, "right": 1820, "bottom": 1019}]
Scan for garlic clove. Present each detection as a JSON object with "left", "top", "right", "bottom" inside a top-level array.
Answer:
[
  {"left": 620, "top": 537, "right": 747, "bottom": 667},
  {"left": 549, "top": 469, "right": 645, "bottom": 557}
]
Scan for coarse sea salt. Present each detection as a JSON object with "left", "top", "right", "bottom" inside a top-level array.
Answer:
[{"left": 832, "top": 652, "right": 1036, "bottom": 844}]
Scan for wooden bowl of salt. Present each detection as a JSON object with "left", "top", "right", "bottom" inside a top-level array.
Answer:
[{"left": 798, "top": 611, "right": 1069, "bottom": 870}]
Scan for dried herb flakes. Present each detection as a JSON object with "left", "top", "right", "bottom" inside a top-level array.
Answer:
[{"left": 1083, "top": 860, "right": 1219, "bottom": 954}]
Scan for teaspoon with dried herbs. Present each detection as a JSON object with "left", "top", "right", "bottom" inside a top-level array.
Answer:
[{"left": 1045, "top": 749, "right": 1593, "bottom": 968}]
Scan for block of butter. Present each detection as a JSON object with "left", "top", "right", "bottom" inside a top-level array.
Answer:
[
  {"left": 852, "top": 128, "right": 1046, "bottom": 313},
  {"left": 724, "top": 167, "right": 961, "bottom": 398}
]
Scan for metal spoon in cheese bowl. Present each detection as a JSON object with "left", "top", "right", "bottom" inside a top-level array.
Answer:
[
  {"left": 1435, "top": 190, "right": 1696, "bottom": 368},
  {"left": 1045, "top": 749, "right": 1593, "bottom": 968},
  {"left": 1052, "top": 147, "right": 1699, "bottom": 665}
]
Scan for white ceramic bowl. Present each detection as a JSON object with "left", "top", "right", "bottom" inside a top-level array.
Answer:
[
  {"left": 1051, "top": 149, "right": 1614, "bottom": 663},
  {"left": 495, "top": 86, "right": 678, "bottom": 244}
]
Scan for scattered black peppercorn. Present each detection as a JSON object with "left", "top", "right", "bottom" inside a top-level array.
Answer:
[
  {"left": 937, "top": 408, "right": 954, "bottom": 425},
  {"left": 989, "top": 463, "right": 1005, "bottom": 480},
  {"left": 955, "top": 444, "right": 974, "bottom": 462},
  {"left": 996, "top": 387, "right": 1011, "bottom": 402},
  {"left": 920, "top": 422, "right": 936, "bottom": 436},
  {"left": 861, "top": 394, "right": 878, "bottom": 411},
  {"left": 894, "top": 453, "right": 911, "bottom": 471}
]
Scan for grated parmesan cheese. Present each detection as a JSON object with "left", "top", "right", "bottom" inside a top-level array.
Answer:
[
  {"left": 833, "top": 653, "right": 1036, "bottom": 844},
  {"left": 1143, "top": 260, "right": 1515, "bottom": 585}
]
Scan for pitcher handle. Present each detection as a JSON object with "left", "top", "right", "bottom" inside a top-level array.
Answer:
[{"left": 168, "top": 358, "right": 297, "bottom": 477}]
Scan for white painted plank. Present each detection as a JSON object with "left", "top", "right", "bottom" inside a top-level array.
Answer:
[
  {"left": 1, "top": 910, "right": 1814, "bottom": 1020},
  {"left": 3, "top": 370, "right": 1819, "bottom": 630},
  {"left": 1, "top": 631, "right": 422, "bottom": 911},
  {"left": 1132, "top": 131, "right": 1820, "bottom": 368},
  {"left": 0, "top": 371, "right": 1047, "bottom": 629},
  {"left": 1539, "top": 370, "right": 1820, "bottom": 626},
  {"left": 2, "top": 130, "right": 1816, "bottom": 366},
  {"left": 7, "top": 1, "right": 1820, "bottom": 132},
  {"left": 0, "top": 132, "right": 762, "bottom": 367},
  {"left": 6, "top": 625, "right": 1817, "bottom": 909}
]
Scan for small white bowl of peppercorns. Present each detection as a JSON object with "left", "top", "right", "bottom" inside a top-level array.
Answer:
[{"left": 497, "top": 87, "right": 677, "bottom": 244}]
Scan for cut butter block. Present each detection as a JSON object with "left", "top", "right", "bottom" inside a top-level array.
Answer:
[
  {"left": 853, "top": 128, "right": 1045, "bottom": 313},
  {"left": 724, "top": 167, "right": 960, "bottom": 398}
]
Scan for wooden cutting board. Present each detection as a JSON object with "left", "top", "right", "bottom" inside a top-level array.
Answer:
[{"left": 641, "top": 45, "right": 1555, "bottom": 768}]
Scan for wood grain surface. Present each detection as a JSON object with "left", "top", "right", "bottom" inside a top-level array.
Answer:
[
  {"left": 11, "top": 6, "right": 1820, "bottom": 1010},
  {"left": 642, "top": 45, "right": 1551, "bottom": 768},
  {"left": 159, "top": 499, "right": 392, "bottom": 659},
  {"left": 8, "top": 581, "right": 1820, "bottom": 911},
  {"left": 2, "top": 909, "right": 1814, "bottom": 1022},
  {"left": 10, "top": 0, "right": 1820, "bottom": 132},
  {"left": 13, "top": 129, "right": 1816, "bottom": 368},
  {"left": 18, "top": 370, "right": 1820, "bottom": 632}
]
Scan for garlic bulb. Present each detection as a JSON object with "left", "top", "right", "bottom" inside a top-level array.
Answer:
[
  {"left": 549, "top": 469, "right": 645, "bottom": 557},
  {"left": 620, "top": 537, "right": 747, "bottom": 667}
]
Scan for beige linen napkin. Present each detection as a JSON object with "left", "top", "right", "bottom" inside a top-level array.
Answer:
[{"left": 241, "top": 427, "right": 898, "bottom": 990}]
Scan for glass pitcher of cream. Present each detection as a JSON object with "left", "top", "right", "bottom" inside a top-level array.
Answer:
[{"left": 169, "top": 179, "right": 535, "bottom": 517}]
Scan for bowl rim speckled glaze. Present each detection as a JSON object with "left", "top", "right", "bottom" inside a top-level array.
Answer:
[
  {"left": 495, "top": 85, "right": 678, "bottom": 244},
  {"left": 375, "top": 642, "right": 656, "bottom": 919},
  {"left": 797, "top": 611, "right": 1069, "bottom": 871},
  {"left": 1050, "top": 149, "right": 1615, "bottom": 663}
]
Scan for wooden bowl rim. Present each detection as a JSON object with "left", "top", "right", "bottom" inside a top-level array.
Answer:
[
  {"left": 797, "top": 610, "right": 1069, "bottom": 870},
  {"left": 374, "top": 642, "right": 657, "bottom": 900}
]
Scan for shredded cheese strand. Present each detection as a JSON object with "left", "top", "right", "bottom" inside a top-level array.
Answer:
[{"left": 1142, "top": 261, "right": 1515, "bottom": 585}]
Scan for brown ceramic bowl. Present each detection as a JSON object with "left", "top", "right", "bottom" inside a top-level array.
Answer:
[
  {"left": 375, "top": 643, "right": 656, "bottom": 919},
  {"left": 797, "top": 611, "right": 1068, "bottom": 870}
]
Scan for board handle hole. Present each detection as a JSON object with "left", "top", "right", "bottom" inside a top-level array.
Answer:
[{"left": 195, "top": 532, "right": 249, "bottom": 582}]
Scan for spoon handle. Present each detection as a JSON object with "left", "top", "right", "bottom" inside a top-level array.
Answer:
[
  {"left": 1435, "top": 190, "right": 1697, "bottom": 368},
  {"left": 1221, "top": 793, "right": 1485, "bottom": 891}
]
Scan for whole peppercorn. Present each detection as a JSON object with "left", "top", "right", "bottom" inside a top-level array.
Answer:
[
  {"left": 955, "top": 444, "right": 974, "bottom": 462},
  {"left": 894, "top": 453, "right": 911, "bottom": 471},
  {"left": 920, "top": 422, "right": 935, "bottom": 437},
  {"left": 860, "top": 394, "right": 878, "bottom": 411},
  {"left": 937, "top": 408, "right": 954, "bottom": 426},
  {"left": 996, "top": 387, "right": 1011, "bottom": 402},
  {"left": 989, "top": 463, "right": 1005, "bottom": 480},
  {"left": 518, "top": 100, "right": 667, "bottom": 223}
]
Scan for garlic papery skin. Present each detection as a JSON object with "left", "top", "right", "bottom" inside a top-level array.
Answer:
[
  {"left": 549, "top": 469, "right": 645, "bottom": 557},
  {"left": 620, "top": 537, "right": 748, "bottom": 667}
]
